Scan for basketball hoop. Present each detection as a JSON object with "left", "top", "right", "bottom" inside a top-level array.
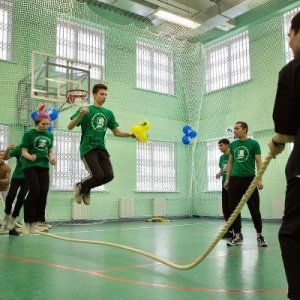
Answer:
[{"left": 66, "top": 89, "right": 89, "bottom": 105}]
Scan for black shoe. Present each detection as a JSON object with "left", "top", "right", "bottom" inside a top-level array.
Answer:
[{"left": 9, "top": 228, "right": 20, "bottom": 236}]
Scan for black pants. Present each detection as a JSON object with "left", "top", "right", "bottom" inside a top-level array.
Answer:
[
  {"left": 222, "top": 187, "right": 233, "bottom": 232},
  {"left": 279, "top": 177, "right": 300, "bottom": 300},
  {"left": 4, "top": 178, "right": 28, "bottom": 218},
  {"left": 23, "top": 167, "right": 49, "bottom": 223},
  {"left": 228, "top": 176, "right": 262, "bottom": 234},
  {"left": 80, "top": 149, "right": 114, "bottom": 194}
]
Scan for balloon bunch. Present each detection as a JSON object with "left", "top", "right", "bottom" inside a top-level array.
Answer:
[
  {"left": 182, "top": 125, "right": 197, "bottom": 145},
  {"left": 31, "top": 104, "right": 59, "bottom": 132},
  {"left": 131, "top": 120, "right": 151, "bottom": 143}
]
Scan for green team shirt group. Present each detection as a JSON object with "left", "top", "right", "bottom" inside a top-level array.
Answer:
[
  {"left": 11, "top": 105, "right": 117, "bottom": 178},
  {"left": 219, "top": 138, "right": 261, "bottom": 182}
]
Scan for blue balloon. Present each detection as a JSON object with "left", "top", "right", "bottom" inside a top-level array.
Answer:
[
  {"left": 31, "top": 111, "right": 39, "bottom": 121},
  {"left": 47, "top": 123, "right": 53, "bottom": 132},
  {"left": 46, "top": 108, "right": 59, "bottom": 121},
  {"left": 189, "top": 130, "right": 197, "bottom": 139},
  {"left": 182, "top": 135, "right": 191, "bottom": 145},
  {"left": 183, "top": 125, "right": 192, "bottom": 135}
]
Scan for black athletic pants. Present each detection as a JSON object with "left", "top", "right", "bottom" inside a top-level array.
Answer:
[
  {"left": 279, "top": 177, "right": 300, "bottom": 300},
  {"left": 4, "top": 178, "right": 28, "bottom": 218},
  {"left": 80, "top": 149, "right": 114, "bottom": 194}
]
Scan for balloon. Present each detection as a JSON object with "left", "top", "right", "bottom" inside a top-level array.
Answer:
[
  {"left": 138, "top": 132, "right": 148, "bottom": 143},
  {"left": 182, "top": 135, "right": 191, "bottom": 145},
  {"left": 183, "top": 125, "right": 192, "bottom": 135},
  {"left": 46, "top": 108, "right": 59, "bottom": 121},
  {"left": 31, "top": 111, "right": 39, "bottom": 121},
  {"left": 139, "top": 120, "right": 151, "bottom": 131},
  {"left": 47, "top": 123, "right": 53, "bottom": 132},
  {"left": 189, "top": 130, "right": 197, "bottom": 139},
  {"left": 131, "top": 125, "right": 143, "bottom": 135}
]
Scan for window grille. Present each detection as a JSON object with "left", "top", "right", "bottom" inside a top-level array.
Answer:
[
  {"left": 56, "top": 19, "right": 104, "bottom": 80},
  {"left": 0, "top": 124, "right": 9, "bottom": 150},
  {"left": 136, "top": 41, "right": 174, "bottom": 95},
  {"left": 205, "top": 31, "right": 250, "bottom": 92},
  {"left": 52, "top": 130, "right": 104, "bottom": 191},
  {"left": 136, "top": 140, "right": 176, "bottom": 192},
  {"left": 0, "top": 0, "right": 12, "bottom": 61}
]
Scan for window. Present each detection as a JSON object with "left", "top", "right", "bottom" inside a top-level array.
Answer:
[
  {"left": 284, "top": 6, "right": 300, "bottom": 63},
  {"left": 56, "top": 19, "right": 104, "bottom": 80},
  {"left": 136, "top": 41, "right": 174, "bottom": 95},
  {"left": 206, "top": 140, "right": 222, "bottom": 192},
  {"left": 136, "top": 140, "right": 176, "bottom": 192},
  {"left": 0, "top": 124, "right": 9, "bottom": 149},
  {"left": 52, "top": 130, "right": 104, "bottom": 191},
  {"left": 205, "top": 31, "right": 250, "bottom": 92},
  {"left": 0, "top": 0, "right": 12, "bottom": 61}
]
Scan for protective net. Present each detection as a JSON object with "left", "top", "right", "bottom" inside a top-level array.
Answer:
[{"left": 0, "top": 0, "right": 299, "bottom": 224}]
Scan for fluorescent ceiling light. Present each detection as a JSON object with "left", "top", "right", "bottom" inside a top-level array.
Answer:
[{"left": 154, "top": 9, "right": 200, "bottom": 29}]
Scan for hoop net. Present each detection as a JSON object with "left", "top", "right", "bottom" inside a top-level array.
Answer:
[{"left": 66, "top": 89, "right": 89, "bottom": 105}]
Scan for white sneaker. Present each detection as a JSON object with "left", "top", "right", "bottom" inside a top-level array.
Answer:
[
  {"left": 22, "top": 220, "right": 30, "bottom": 235},
  {"left": 7, "top": 217, "right": 15, "bottom": 231},
  {"left": 29, "top": 223, "right": 36, "bottom": 234},
  {"left": 73, "top": 183, "right": 83, "bottom": 204}
]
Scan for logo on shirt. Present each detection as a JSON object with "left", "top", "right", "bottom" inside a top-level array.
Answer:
[
  {"left": 34, "top": 136, "right": 51, "bottom": 151},
  {"left": 92, "top": 113, "right": 107, "bottom": 132},
  {"left": 234, "top": 146, "right": 249, "bottom": 162}
]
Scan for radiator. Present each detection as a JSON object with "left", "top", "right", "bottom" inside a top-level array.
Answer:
[
  {"left": 72, "top": 201, "right": 90, "bottom": 220},
  {"left": 152, "top": 198, "right": 166, "bottom": 216},
  {"left": 119, "top": 198, "right": 134, "bottom": 218}
]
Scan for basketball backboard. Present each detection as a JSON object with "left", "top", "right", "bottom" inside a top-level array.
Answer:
[{"left": 31, "top": 51, "right": 103, "bottom": 107}]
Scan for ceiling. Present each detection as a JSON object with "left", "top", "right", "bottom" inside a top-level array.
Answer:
[{"left": 95, "top": 0, "right": 298, "bottom": 42}]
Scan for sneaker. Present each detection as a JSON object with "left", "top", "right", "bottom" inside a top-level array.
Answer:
[
  {"left": 22, "top": 220, "right": 30, "bottom": 235},
  {"left": 82, "top": 193, "right": 91, "bottom": 205},
  {"left": 73, "top": 183, "right": 83, "bottom": 204},
  {"left": 9, "top": 228, "right": 20, "bottom": 236},
  {"left": 2, "top": 214, "right": 10, "bottom": 227},
  {"left": 7, "top": 217, "right": 15, "bottom": 231},
  {"left": 257, "top": 235, "right": 268, "bottom": 247},
  {"left": 227, "top": 235, "right": 243, "bottom": 246},
  {"left": 29, "top": 223, "right": 36, "bottom": 234}
]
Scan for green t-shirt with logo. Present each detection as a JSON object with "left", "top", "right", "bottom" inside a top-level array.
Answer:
[
  {"left": 230, "top": 138, "right": 261, "bottom": 177},
  {"left": 71, "top": 105, "right": 119, "bottom": 157},
  {"left": 9, "top": 144, "right": 25, "bottom": 179},
  {"left": 219, "top": 153, "right": 229, "bottom": 184},
  {"left": 21, "top": 129, "right": 54, "bottom": 170}
]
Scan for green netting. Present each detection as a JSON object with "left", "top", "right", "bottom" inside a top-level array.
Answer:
[{"left": 0, "top": 0, "right": 299, "bottom": 224}]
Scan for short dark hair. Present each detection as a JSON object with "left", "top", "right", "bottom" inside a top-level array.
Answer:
[
  {"left": 291, "top": 11, "right": 300, "bottom": 35},
  {"left": 236, "top": 121, "right": 248, "bottom": 133},
  {"left": 92, "top": 83, "right": 107, "bottom": 95},
  {"left": 218, "top": 138, "right": 230, "bottom": 145}
]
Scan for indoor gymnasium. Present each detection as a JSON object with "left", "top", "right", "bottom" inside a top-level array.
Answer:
[{"left": 0, "top": 0, "right": 299, "bottom": 299}]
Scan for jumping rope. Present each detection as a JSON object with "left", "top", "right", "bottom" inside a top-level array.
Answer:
[{"left": 37, "top": 153, "right": 273, "bottom": 270}]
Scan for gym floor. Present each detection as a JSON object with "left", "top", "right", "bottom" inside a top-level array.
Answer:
[{"left": 0, "top": 218, "right": 287, "bottom": 300}]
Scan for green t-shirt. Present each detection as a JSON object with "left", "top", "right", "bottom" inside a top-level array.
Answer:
[
  {"left": 21, "top": 129, "right": 54, "bottom": 170},
  {"left": 219, "top": 153, "right": 229, "bottom": 184},
  {"left": 230, "top": 138, "right": 261, "bottom": 177},
  {"left": 9, "top": 145, "right": 25, "bottom": 179},
  {"left": 71, "top": 105, "right": 119, "bottom": 157}
]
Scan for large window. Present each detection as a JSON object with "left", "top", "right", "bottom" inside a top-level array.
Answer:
[
  {"left": 284, "top": 6, "right": 300, "bottom": 63},
  {"left": 205, "top": 31, "right": 250, "bottom": 93},
  {"left": 136, "top": 140, "right": 176, "bottom": 192},
  {"left": 136, "top": 41, "right": 174, "bottom": 95},
  {"left": 56, "top": 19, "right": 104, "bottom": 80},
  {"left": 0, "top": 0, "right": 12, "bottom": 61},
  {"left": 0, "top": 124, "right": 9, "bottom": 150},
  {"left": 52, "top": 130, "right": 104, "bottom": 191}
]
